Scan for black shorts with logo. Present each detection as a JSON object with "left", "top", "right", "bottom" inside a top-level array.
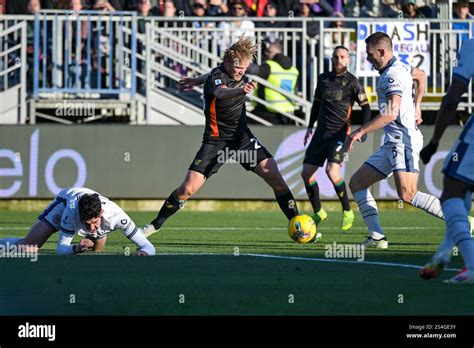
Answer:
[
  {"left": 189, "top": 129, "right": 273, "bottom": 178},
  {"left": 304, "top": 134, "right": 348, "bottom": 167}
]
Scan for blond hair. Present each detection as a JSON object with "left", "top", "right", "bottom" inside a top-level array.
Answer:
[{"left": 223, "top": 37, "right": 258, "bottom": 65}]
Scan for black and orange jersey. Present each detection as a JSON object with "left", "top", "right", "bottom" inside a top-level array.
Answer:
[
  {"left": 202, "top": 64, "right": 249, "bottom": 141},
  {"left": 312, "top": 71, "right": 368, "bottom": 140}
]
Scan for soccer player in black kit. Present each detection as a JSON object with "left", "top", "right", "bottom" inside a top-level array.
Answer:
[
  {"left": 142, "top": 38, "right": 299, "bottom": 237},
  {"left": 301, "top": 46, "right": 371, "bottom": 231}
]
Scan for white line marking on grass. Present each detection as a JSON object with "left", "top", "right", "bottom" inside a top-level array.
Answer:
[
  {"left": 1, "top": 226, "right": 440, "bottom": 231},
  {"left": 156, "top": 252, "right": 458, "bottom": 272}
]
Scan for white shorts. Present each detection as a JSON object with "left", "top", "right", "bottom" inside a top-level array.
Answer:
[
  {"left": 38, "top": 195, "right": 67, "bottom": 230},
  {"left": 365, "top": 143, "right": 420, "bottom": 177},
  {"left": 443, "top": 140, "right": 474, "bottom": 186}
]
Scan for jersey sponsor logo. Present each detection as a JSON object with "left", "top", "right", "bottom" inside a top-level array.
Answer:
[
  {"left": 121, "top": 219, "right": 128, "bottom": 225},
  {"left": 194, "top": 158, "right": 202, "bottom": 166},
  {"left": 214, "top": 79, "right": 222, "bottom": 86},
  {"left": 388, "top": 77, "right": 395, "bottom": 83}
]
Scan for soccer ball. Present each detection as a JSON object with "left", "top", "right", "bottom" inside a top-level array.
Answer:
[{"left": 288, "top": 214, "right": 320, "bottom": 244}]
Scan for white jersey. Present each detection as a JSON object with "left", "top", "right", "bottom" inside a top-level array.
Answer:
[
  {"left": 376, "top": 57, "right": 423, "bottom": 149},
  {"left": 49, "top": 187, "right": 154, "bottom": 255},
  {"left": 453, "top": 38, "right": 474, "bottom": 144},
  {"left": 58, "top": 187, "right": 135, "bottom": 238}
]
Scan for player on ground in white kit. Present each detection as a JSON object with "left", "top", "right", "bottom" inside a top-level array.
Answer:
[
  {"left": 0, "top": 187, "right": 155, "bottom": 256},
  {"left": 347, "top": 32, "right": 455, "bottom": 249},
  {"left": 419, "top": 38, "right": 474, "bottom": 284}
]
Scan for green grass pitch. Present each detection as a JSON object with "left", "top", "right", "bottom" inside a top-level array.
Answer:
[{"left": 0, "top": 209, "right": 473, "bottom": 315}]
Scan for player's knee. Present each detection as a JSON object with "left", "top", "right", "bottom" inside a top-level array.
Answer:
[
  {"left": 177, "top": 185, "right": 196, "bottom": 199},
  {"left": 325, "top": 167, "right": 339, "bottom": 182}
]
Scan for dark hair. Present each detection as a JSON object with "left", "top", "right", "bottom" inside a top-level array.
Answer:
[
  {"left": 78, "top": 193, "right": 102, "bottom": 222},
  {"left": 365, "top": 32, "right": 392, "bottom": 49},
  {"left": 455, "top": 0, "right": 470, "bottom": 9},
  {"left": 334, "top": 45, "right": 349, "bottom": 53}
]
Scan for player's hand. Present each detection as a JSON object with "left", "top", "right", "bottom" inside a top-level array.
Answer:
[
  {"left": 242, "top": 81, "right": 257, "bottom": 95},
  {"left": 74, "top": 239, "right": 94, "bottom": 253},
  {"left": 179, "top": 76, "right": 197, "bottom": 91},
  {"left": 420, "top": 140, "right": 438, "bottom": 164},
  {"left": 347, "top": 129, "right": 366, "bottom": 151},
  {"left": 133, "top": 250, "right": 149, "bottom": 256},
  {"left": 303, "top": 128, "right": 313, "bottom": 146},
  {"left": 415, "top": 104, "right": 423, "bottom": 126}
]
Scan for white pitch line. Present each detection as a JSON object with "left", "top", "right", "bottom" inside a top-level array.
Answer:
[
  {"left": 7, "top": 250, "right": 459, "bottom": 273},
  {"left": 0, "top": 226, "right": 440, "bottom": 231},
  {"left": 157, "top": 252, "right": 458, "bottom": 272}
]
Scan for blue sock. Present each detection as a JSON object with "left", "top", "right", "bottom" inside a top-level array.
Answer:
[{"left": 443, "top": 198, "right": 474, "bottom": 271}]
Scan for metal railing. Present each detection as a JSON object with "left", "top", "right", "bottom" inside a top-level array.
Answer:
[
  {"left": 0, "top": 14, "right": 473, "bottom": 124},
  {"left": 0, "top": 21, "right": 27, "bottom": 123},
  {"left": 32, "top": 10, "right": 137, "bottom": 98}
]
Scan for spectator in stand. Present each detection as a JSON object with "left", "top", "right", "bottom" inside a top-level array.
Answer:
[
  {"left": 275, "top": 0, "right": 299, "bottom": 17},
  {"left": 380, "top": 0, "right": 401, "bottom": 17},
  {"left": 453, "top": 0, "right": 474, "bottom": 46},
  {"left": 163, "top": 0, "right": 176, "bottom": 16},
  {"left": 0, "top": 0, "right": 6, "bottom": 14},
  {"left": 25, "top": 0, "right": 42, "bottom": 93},
  {"left": 189, "top": 0, "right": 213, "bottom": 28},
  {"left": 173, "top": 0, "right": 192, "bottom": 16},
  {"left": 137, "top": 0, "right": 152, "bottom": 33},
  {"left": 301, "top": 0, "right": 343, "bottom": 18},
  {"left": 299, "top": 1, "right": 318, "bottom": 38},
  {"left": 93, "top": 0, "right": 116, "bottom": 11},
  {"left": 219, "top": 1, "right": 255, "bottom": 50},
  {"left": 402, "top": 0, "right": 425, "bottom": 19},
  {"left": 207, "top": 0, "right": 228, "bottom": 16},
  {"left": 255, "top": 1, "right": 288, "bottom": 43}
]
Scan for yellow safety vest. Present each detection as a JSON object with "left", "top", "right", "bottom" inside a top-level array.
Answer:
[{"left": 264, "top": 60, "right": 299, "bottom": 114}]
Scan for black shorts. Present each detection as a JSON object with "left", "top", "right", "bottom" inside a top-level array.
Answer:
[
  {"left": 189, "top": 130, "right": 273, "bottom": 178},
  {"left": 303, "top": 135, "right": 348, "bottom": 167}
]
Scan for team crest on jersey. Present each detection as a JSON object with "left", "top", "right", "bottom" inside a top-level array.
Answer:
[
  {"left": 214, "top": 79, "right": 222, "bottom": 86},
  {"left": 194, "top": 159, "right": 202, "bottom": 165}
]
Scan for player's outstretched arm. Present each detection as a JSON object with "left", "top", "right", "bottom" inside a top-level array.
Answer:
[
  {"left": 420, "top": 79, "right": 468, "bottom": 164},
  {"left": 179, "top": 73, "right": 209, "bottom": 90},
  {"left": 411, "top": 67, "right": 426, "bottom": 125},
  {"left": 213, "top": 82, "right": 256, "bottom": 100}
]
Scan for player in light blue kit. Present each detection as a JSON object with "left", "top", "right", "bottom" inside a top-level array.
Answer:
[
  {"left": 347, "top": 32, "right": 455, "bottom": 249},
  {"left": 419, "top": 38, "right": 474, "bottom": 284}
]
